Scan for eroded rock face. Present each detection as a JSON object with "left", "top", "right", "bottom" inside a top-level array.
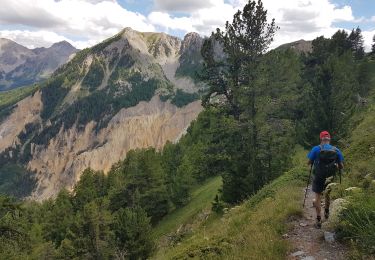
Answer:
[
  {"left": 0, "top": 91, "right": 43, "bottom": 153},
  {"left": 28, "top": 96, "right": 202, "bottom": 200}
]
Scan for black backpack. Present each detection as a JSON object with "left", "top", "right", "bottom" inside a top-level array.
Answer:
[{"left": 315, "top": 145, "right": 338, "bottom": 178}]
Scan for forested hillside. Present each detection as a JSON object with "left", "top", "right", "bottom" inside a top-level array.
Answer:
[{"left": 0, "top": 0, "right": 374, "bottom": 259}]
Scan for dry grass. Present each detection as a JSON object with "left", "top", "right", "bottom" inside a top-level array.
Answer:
[{"left": 152, "top": 148, "right": 308, "bottom": 260}]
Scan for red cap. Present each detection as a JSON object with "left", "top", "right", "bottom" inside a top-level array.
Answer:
[{"left": 320, "top": 131, "right": 331, "bottom": 140}]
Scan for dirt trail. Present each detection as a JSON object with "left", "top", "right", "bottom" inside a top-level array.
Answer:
[{"left": 286, "top": 186, "right": 348, "bottom": 260}]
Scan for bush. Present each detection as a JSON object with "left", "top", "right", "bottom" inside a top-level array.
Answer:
[
  {"left": 113, "top": 207, "right": 154, "bottom": 259},
  {"left": 337, "top": 193, "right": 375, "bottom": 255},
  {"left": 171, "top": 89, "right": 199, "bottom": 107}
]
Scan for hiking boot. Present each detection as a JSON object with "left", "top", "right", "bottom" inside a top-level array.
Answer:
[
  {"left": 315, "top": 216, "right": 322, "bottom": 229},
  {"left": 324, "top": 208, "right": 330, "bottom": 219}
]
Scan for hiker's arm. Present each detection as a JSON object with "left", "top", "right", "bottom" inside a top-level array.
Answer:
[
  {"left": 307, "top": 146, "right": 317, "bottom": 166},
  {"left": 338, "top": 162, "right": 344, "bottom": 169},
  {"left": 337, "top": 148, "right": 344, "bottom": 169}
]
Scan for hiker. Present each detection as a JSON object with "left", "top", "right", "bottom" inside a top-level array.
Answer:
[{"left": 307, "top": 131, "right": 344, "bottom": 228}]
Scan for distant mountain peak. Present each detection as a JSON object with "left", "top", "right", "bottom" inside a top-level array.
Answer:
[
  {"left": 276, "top": 39, "right": 312, "bottom": 53},
  {"left": 51, "top": 40, "right": 74, "bottom": 48},
  {"left": 0, "top": 37, "right": 13, "bottom": 43},
  {"left": 0, "top": 38, "right": 28, "bottom": 50},
  {"left": 0, "top": 38, "right": 78, "bottom": 91},
  {"left": 184, "top": 32, "right": 200, "bottom": 39}
]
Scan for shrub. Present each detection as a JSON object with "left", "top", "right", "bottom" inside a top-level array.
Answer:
[{"left": 337, "top": 193, "right": 375, "bottom": 255}]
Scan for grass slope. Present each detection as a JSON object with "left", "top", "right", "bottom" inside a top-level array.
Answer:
[
  {"left": 329, "top": 89, "right": 375, "bottom": 257},
  {"left": 0, "top": 84, "right": 38, "bottom": 109},
  {"left": 153, "top": 148, "right": 308, "bottom": 259},
  {"left": 153, "top": 176, "right": 222, "bottom": 241}
]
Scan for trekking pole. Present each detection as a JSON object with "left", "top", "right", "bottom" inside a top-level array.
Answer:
[
  {"left": 339, "top": 168, "right": 342, "bottom": 184},
  {"left": 303, "top": 164, "right": 313, "bottom": 208}
]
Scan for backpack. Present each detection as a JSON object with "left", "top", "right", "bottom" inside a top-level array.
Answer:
[{"left": 315, "top": 145, "right": 338, "bottom": 178}]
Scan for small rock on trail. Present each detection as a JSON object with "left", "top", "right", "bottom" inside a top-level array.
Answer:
[{"left": 291, "top": 251, "right": 305, "bottom": 257}]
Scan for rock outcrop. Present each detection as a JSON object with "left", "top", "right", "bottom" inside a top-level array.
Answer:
[
  {"left": 0, "top": 91, "right": 43, "bottom": 153},
  {"left": 277, "top": 39, "right": 312, "bottom": 53},
  {"left": 29, "top": 96, "right": 202, "bottom": 200}
]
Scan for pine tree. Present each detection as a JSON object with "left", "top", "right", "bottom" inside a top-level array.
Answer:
[
  {"left": 43, "top": 189, "right": 74, "bottom": 247},
  {"left": 330, "top": 30, "right": 351, "bottom": 55},
  {"left": 113, "top": 207, "right": 154, "bottom": 259},
  {"left": 372, "top": 35, "right": 375, "bottom": 55},
  {"left": 348, "top": 27, "right": 365, "bottom": 59},
  {"left": 201, "top": 0, "right": 278, "bottom": 119},
  {"left": 200, "top": 0, "right": 279, "bottom": 203},
  {"left": 0, "top": 196, "right": 30, "bottom": 259},
  {"left": 109, "top": 149, "right": 170, "bottom": 224},
  {"left": 73, "top": 169, "right": 108, "bottom": 210}
]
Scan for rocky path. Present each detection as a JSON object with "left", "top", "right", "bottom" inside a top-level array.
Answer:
[{"left": 286, "top": 186, "right": 348, "bottom": 260}]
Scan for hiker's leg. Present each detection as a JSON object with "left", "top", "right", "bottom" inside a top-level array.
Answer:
[
  {"left": 324, "top": 189, "right": 330, "bottom": 209},
  {"left": 313, "top": 192, "right": 323, "bottom": 228},
  {"left": 324, "top": 178, "right": 333, "bottom": 218},
  {"left": 324, "top": 183, "right": 332, "bottom": 219},
  {"left": 314, "top": 192, "right": 322, "bottom": 218},
  {"left": 324, "top": 191, "right": 330, "bottom": 219}
]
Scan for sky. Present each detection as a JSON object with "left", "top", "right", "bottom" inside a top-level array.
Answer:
[{"left": 0, "top": 0, "right": 374, "bottom": 51}]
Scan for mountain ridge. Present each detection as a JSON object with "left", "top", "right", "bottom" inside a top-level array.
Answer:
[
  {"left": 276, "top": 39, "right": 313, "bottom": 53},
  {"left": 0, "top": 38, "right": 77, "bottom": 91},
  {"left": 0, "top": 28, "right": 205, "bottom": 200}
]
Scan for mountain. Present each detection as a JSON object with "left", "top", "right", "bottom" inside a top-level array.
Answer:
[
  {"left": 0, "top": 38, "right": 77, "bottom": 91},
  {"left": 0, "top": 28, "right": 205, "bottom": 200},
  {"left": 276, "top": 39, "right": 312, "bottom": 53}
]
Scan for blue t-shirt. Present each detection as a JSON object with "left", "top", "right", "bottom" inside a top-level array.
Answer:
[{"left": 307, "top": 144, "right": 344, "bottom": 165}]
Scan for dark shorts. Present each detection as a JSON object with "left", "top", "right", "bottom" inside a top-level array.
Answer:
[{"left": 312, "top": 175, "right": 329, "bottom": 193}]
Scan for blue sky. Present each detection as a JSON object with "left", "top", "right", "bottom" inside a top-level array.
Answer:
[
  {"left": 334, "top": 0, "right": 375, "bottom": 31},
  {"left": 0, "top": 0, "right": 374, "bottom": 50}
]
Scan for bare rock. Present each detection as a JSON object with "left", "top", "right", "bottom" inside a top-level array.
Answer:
[
  {"left": 324, "top": 231, "right": 335, "bottom": 243},
  {"left": 301, "top": 257, "right": 315, "bottom": 260},
  {"left": 345, "top": 187, "right": 362, "bottom": 193},
  {"left": 291, "top": 250, "right": 305, "bottom": 257},
  {"left": 29, "top": 96, "right": 202, "bottom": 200}
]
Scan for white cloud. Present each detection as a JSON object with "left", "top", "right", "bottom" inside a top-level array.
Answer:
[
  {"left": 0, "top": 0, "right": 372, "bottom": 52},
  {"left": 148, "top": 12, "right": 194, "bottom": 32},
  {"left": 148, "top": 0, "right": 361, "bottom": 50},
  {"left": 149, "top": 0, "right": 237, "bottom": 36},
  {"left": 0, "top": 30, "right": 70, "bottom": 49},
  {"left": 222, "top": 0, "right": 360, "bottom": 50},
  {"left": 362, "top": 29, "right": 375, "bottom": 52},
  {"left": 256, "top": 0, "right": 354, "bottom": 48},
  {"left": 0, "top": 0, "right": 155, "bottom": 48},
  {"left": 154, "top": 0, "right": 216, "bottom": 12}
]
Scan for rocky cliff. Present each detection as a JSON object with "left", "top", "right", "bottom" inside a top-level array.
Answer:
[{"left": 0, "top": 28, "right": 204, "bottom": 199}]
